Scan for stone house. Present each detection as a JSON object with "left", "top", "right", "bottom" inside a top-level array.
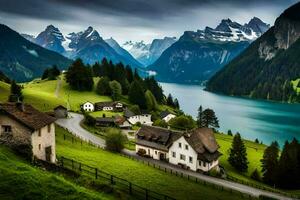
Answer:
[
  {"left": 135, "top": 125, "right": 221, "bottom": 172},
  {"left": 54, "top": 105, "right": 68, "bottom": 118},
  {"left": 0, "top": 102, "right": 56, "bottom": 163}
]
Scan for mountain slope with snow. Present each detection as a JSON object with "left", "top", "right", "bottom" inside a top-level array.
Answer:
[{"left": 148, "top": 17, "right": 270, "bottom": 83}]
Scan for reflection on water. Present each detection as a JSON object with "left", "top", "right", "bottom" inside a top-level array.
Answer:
[{"left": 160, "top": 82, "right": 300, "bottom": 147}]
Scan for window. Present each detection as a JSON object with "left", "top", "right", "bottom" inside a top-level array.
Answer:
[
  {"left": 203, "top": 162, "right": 206, "bottom": 167},
  {"left": 185, "top": 144, "right": 189, "bottom": 150},
  {"left": 47, "top": 124, "right": 51, "bottom": 133},
  {"left": 2, "top": 125, "right": 12, "bottom": 133},
  {"left": 189, "top": 156, "right": 193, "bottom": 163},
  {"left": 38, "top": 130, "right": 41, "bottom": 137},
  {"left": 38, "top": 144, "right": 41, "bottom": 150},
  {"left": 155, "top": 151, "right": 157, "bottom": 155},
  {"left": 178, "top": 143, "right": 182, "bottom": 148},
  {"left": 172, "top": 152, "right": 176, "bottom": 158},
  {"left": 180, "top": 154, "right": 186, "bottom": 161}
]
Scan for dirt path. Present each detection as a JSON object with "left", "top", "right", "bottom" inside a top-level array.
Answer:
[{"left": 54, "top": 78, "right": 62, "bottom": 98}]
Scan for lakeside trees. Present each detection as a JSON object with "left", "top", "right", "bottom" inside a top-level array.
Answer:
[{"left": 261, "top": 139, "right": 300, "bottom": 189}]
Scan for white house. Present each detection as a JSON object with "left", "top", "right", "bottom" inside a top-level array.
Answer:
[
  {"left": 124, "top": 109, "right": 152, "bottom": 126},
  {"left": 94, "top": 102, "right": 124, "bottom": 112},
  {"left": 135, "top": 126, "right": 221, "bottom": 172},
  {"left": 160, "top": 110, "right": 176, "bottom": 122},
  {"left": 0, "top": 102, "right": 56, "bottom": 163},
  {"left": 81, "top": 101, "right": 94, "bottom": 112}
]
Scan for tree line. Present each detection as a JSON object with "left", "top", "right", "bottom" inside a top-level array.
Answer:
[{"left": 65, "top": 58, "right": 179, "bottom": 112}]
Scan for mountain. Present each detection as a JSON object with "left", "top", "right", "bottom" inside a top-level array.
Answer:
[
  {"left": 206, "top": 2, "right": 300, "bottom": 103},
  {"left": 105, "top": 38, "right": 143, "bottom": 67},
  {"left": 35, "top": 25, "right": 65, "bottom": 54},
  {"left": 0, "top": 24, "right": 72, "bottom": 82},
  {"left": 21, "top": 34, "right": 35, "bottom": 43},
  {"left": 122, "top": 37, "right": 177, "bottom": 66},
  {"left": 148, "top": 17, "right": 270, "bottom": 83},
  {"left": 27, "top": 26, "right": 142, "bottom": 69}
]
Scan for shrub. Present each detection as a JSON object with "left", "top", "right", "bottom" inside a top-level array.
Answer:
[
  {"left": 105, "top": 129, "right": 127, "bottom": 152},
  {"left": 153, "top": 119, "right": 168, "bottom": 128},
  {"left": 169, "top": 115, "right": 195, "bottom": 130},
  {"left": 137, "top": 149, "right": 146, "bottom": 156},
  {"left": 250, "top": 168, "right": 261, "bottom": 181}
]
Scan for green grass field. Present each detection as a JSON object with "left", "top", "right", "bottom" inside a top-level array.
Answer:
[
  {"left": 0, "top": 145, "right": 114, "bottom": 200},
  {"left": 56, "top": 126, "right": 252, "bottom": 200},
  {"left": 0, "top": 81, "right": 10, "bottom": 102}
]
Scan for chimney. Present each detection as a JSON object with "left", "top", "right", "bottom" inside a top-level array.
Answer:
[{"left": 16, "top": 102, "right": 25, "bottom": 112}]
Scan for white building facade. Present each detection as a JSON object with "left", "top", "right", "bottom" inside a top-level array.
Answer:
[
  {"left": 162, "top": 114, "right": 176, "bottom": 122},
  {"left": 82, "top": 102, "right": 94, "bottom": 112},
  {"left": 128, "top": 114, "right": 153, "bottom": 126}
]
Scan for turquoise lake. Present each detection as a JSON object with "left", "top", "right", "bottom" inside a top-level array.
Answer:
[{"left": 160, "top": 82, "right": 300, "bottom": 147}]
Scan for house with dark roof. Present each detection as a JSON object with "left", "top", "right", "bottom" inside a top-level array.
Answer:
[
  {"left": 124, "top": 108, "right": 152, "bottom": 126},
  {"left": 0, "top": 102, "right": 56, "bottom": 163},
  {"left": 160, "top": 110, "right": 176, "bottom": 122},
  {"left": 94, "top": 101, "right": 124, "bottom": 112},
  {"left": 54, "top": 105, "right": 68, "bottom": 118},
  {"left": 95, "top": 117, "right": 116, "bottom": 127},
  {"left": 135, "top": 125, "right": 221, "bottom": 172}
]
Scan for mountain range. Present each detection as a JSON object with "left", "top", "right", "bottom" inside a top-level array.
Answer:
[
  {"left": 148, "top": 17, "right": 270, "bottom": 83},
  {"left": 0, "top": 24, "right": 72, "bottom": 82},
  {"left": 24, "top": 26, "right": 143, "bottom": 69},
  {"left": 206, "top": 2, "right": 300, "bottom": 102},
  {"left": 122, "top": 37, "right": 177, "bottom": 66}
]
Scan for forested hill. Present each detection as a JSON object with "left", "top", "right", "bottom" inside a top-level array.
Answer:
[{"left": 206, "top": 2, "right": 300, "bottom": 103}]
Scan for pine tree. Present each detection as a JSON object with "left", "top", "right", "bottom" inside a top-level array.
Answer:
[
  {"left": 201, "top": 108, "right": 219, "bottom": 128},
  {"left": 260, "top": 141, "right": 279, "bottom": 185},
  {"left": 173, "top": 98, "right": 180, "bottom": 109},
  {"left": 166, "top": 94, "right": 174, "bottom": 107},
  {"left": 196, "top": 105, "right": 204, "bottom": 127},
  {"left": 128, "top": 81, "right": 147, "bottom": 109},
  {"left": 228, "top": 133, "right": 248, "bottom": 172},
  {"left": 8, "top": 80, "right": 23, "bottom": 102}
]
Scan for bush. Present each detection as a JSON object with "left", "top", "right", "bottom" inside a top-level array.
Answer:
[
  {"left": 153, "top": 119, "right": 168, "bottom": 128},
  {"left": 250, "top": 169, "right": 261, "bottom": 181},
  {"left": 227, "top": 130, "right": 233, "bottom": 136},
  {"left": 105, "top": 129, "right": 127, "bottom": 152},
  {"left": 169, "top": 115, "right": 195, "bottom": 130},
  {"left": 137, "top": 149, "right": 146, "bottom": 156},
  {"left": 208, "top": 168, "right": 221, "bottom": 178}
]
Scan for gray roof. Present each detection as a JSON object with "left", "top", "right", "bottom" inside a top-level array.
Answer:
[
  {"left": 160, "top": 110, "right": 173, "bottom": 119},
  {"left": 95, "top": 117, "right": 115, "bottom": 122},
  {"left": 124, "top": 108, "right": 135, "bottom": 118},
  {"left": 136, "top": 125, "right": 183, "bottom": 151}
]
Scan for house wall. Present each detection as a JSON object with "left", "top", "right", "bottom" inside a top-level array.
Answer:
[
  {"left": 163, "top": 114, "right": 176, "bottom": 122},
  {"left": 197, "top": 159, "right": 219, "bottom": 172},
  {"left": 136, "top": 144, "right": 168, "bottom": 160},
  {"left": 103, "top": 106, "right": 113, "bottom": 111},
  {"left": 0, "top": 114, "right": 32, "bottom": 145},
  {"left": 83, "top": 102, "right": 94, "bottom": 112},
  {"left": 31, "top": 123, "right": 56, "bottom": 163},
  {"left": 168, "top": 136, "right": 198, "bottom": 171},
  {"left": 128, "top": 115, "right": 152, "bottom": 125}
]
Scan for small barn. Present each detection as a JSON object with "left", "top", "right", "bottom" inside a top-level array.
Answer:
[{"left": 54, "top": 105, "right": 68, "bottom": 118}]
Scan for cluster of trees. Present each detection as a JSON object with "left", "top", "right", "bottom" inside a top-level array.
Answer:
[
  {"left": 93, "top": 58, "right": 170, "bottom": 111},
  {"left": 42, "top": 65, "right": 60, "bottom": 80},
  {"left": 261, "top": 139, "right": 300, "bottom": 189},
  {"left": 66, "top": 59, "right": 94, "bottom": 91},
  {"left": 166, "top": 94, "right": 179, "bottom": 109},
  {"left": 8, "top": 81, "right": 23, "bottom": 102}
]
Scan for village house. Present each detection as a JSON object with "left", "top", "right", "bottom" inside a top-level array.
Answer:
[
  {"left": 0, "top": 102, "right": 56, "bottom": 163},
  {"left": 95, "top": 117, "right": 116, "bottom": 127},
  {"left": 53, "top": 105, "right": 68, "bottom": 118},
  {"left": 160, "top": 110, "right": 176, "bottom": 122},
  {"left": 135, "top": 125, "right": 221, "bottom": 172},
  {"left": 94, "top": 101, "right": 124, "bottom": 112},
  {"left": 115, "top": 116, "right": 132, "bottom": 129},
  {"left": 124, "top": 108, "right": 153, "bottom": 126},
  {"left": 81, "top": 101, "right": 94, "bottom": 112}
]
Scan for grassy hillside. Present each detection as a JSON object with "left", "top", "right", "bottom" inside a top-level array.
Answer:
[
  {"left": 0, "top": 145, "right": 113, "bottom": 200},
  {"left": 0, "top": 81, "right": 10, "bottom": 102},
  {"left": 56, "top": 126, "right": 251, "bottom": 200}
]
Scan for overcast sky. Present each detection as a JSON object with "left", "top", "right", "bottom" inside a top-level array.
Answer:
[{"left": 0, "top": 0, "right": 298, "bottom": 44}]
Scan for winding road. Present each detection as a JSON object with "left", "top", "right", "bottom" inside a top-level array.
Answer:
[{"left": 56, "top": 112, "right": 296, "bottom": 200}]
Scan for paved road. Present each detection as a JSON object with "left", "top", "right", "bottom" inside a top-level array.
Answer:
[{"left": 56, "top": 112, "right": 296, "bottom": 200}]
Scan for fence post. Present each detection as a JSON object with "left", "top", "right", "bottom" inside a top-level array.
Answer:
[
  {"left": 72, "top": 137, "right": 74, "bottom": 144},
  {"left": 95, "top": 168, "right": 98, "bottom": 179},
  {"left": 79, "top": 163, "right": 82, "bottom": 172},
  {"left": 111, "top": 175, "right": 114, "bottom": 184},
  {"left": 61, "top": 157, "right": 64, "bottom": 167},
  {"left": 145, "top": 189, "right": 148, "bottom": 200},
  {"left": 64, "top": 134, "right": 66, "bottom": 140},
  {"left": 72, "top": 159, "right": 74, "bottom": 169},
  {"left": 129, "top": 182, "right": 132, "bottom": 194}
]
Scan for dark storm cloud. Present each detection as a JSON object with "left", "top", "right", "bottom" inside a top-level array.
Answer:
[{"left": 0, "top": 0, "right": 297, "bottom": 20}]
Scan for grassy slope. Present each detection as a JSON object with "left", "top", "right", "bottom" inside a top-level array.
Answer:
[
  {"left": 0, "top": 145, "right": 113, "bottom": 200},
  {"left": 0, "top": 81, "right": 10, "bottom": 102},
  {"left": 56, "top": 126, "right": 248, "bottom": 200}
]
